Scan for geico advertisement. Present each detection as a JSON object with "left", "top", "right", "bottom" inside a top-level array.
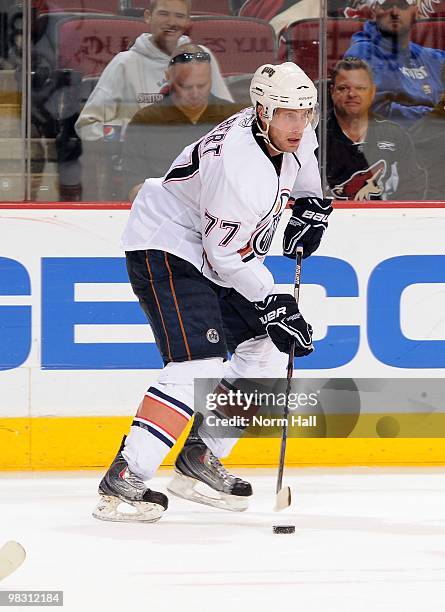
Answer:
[{"left": 0, "top": 207, "right": 444, "bottom": 417}]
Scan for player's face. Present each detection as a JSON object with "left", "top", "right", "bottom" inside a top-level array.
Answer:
[
  {"left": 331, "top": 69, "right": 376, "bottom": 118},
  {"left": 372, "top": 0, "right": 417, "bottom": 37},
  {"left": 170, "top": 62, "right": 212, "bottom": 109},
  {"left": 267, "top": 108, "right": 313, "bottom": 153},
  {"left": 145, "top": 0, "right": 190, "bottom": 55}
]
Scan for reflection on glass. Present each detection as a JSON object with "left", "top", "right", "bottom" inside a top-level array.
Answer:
[
  {"left": 0, "top": 2, "right": 24, "bottom": 201},
  {"left": 4, "top": 0, "right": 444, "bottom": 202}
]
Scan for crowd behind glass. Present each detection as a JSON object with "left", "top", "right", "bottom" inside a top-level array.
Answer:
[{"left": 0, "top": 0, "right": 444, "bottom": 202}]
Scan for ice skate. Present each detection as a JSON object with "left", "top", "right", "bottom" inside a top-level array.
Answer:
[
  {"left": 93, "top": 438, "right": 168, "bottom": 523},
  {"left": 167, "top": 417, "right": 252, "bottom": 512}
]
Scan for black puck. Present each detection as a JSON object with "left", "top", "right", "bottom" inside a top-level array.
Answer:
[{"left": 273, "top": 525, "right": 295, "bottom": 534}]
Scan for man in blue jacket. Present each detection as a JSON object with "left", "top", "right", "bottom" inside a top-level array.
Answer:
[{"left": 344, "top": 0, "right": 445, "bottom": 126}]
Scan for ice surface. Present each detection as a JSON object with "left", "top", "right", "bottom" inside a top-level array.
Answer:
[{"left": 2, "top": 468, "right": 445, "bottom": 612}]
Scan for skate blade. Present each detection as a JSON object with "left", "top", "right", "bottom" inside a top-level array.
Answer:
[
  {"left": 167, "top": 473, "right": 249, "bottom": 512},
  {"left": 92, "top": 495, "right": 164, "bottom": 523}
]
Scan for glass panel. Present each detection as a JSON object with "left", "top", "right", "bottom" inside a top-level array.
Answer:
[
  {"left": 29, "top": 0, "right": 279, "bottom": 201},
  {"left": 0, "top": 1, "right": 25, "bottom": 201},
  {"left": 322, "top": 0, "right": 445, "bottom": 202},
  {"left": 16, "top": 0, "right": 444, "bottom": 203},
  {"left": 29, "top": 2, "right": 81, "bottom": 201}
]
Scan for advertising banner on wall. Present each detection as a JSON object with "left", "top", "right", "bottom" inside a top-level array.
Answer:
[{"left": 1, "top": 205, "right": 445, "bottom": 420}]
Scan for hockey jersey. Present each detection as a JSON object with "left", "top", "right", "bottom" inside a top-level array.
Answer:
[
  {"left": 344, "top": 21, "right": 445, "bottom": 125},
  {"left": 122, "top": 108, "right": 322, "bottom": 303},
  {"left": 325, "top": 111, "right": 426, "bottom": 200}
]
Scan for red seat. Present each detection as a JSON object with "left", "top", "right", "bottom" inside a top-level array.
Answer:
[
  {"left": 280, "top": 17, "right": 445, "bottom": 82},
  {"left": 132, "top": 0, "right": 232, "bottom": 14},
  {"left": 412, "top": 18, "right": 445, "bottom": 50},
  {"left": 56, "top": 16, "right": 148, "bottom": 76},
  {"left": 279, "top": 18, "right": 366, "bottom": 81},
  {"left": 39, "top": 0, "right": 119, "bottom": 13},
  {"left": 238, "top": 0, "right": 286, "bottom": 20},
  {"left": 190, "top": 15, "right": 276, "bottom": 75},
  {"left": 191, "top": 0, "right": 232, "bottom": 14}
]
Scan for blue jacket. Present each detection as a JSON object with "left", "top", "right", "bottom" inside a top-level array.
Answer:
[{"left": 344, "top": 21, "right": 445, "bottom": 125}]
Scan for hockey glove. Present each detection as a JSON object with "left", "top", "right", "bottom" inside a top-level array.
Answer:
[
  {"left": 255, "top": 294, "right": 313, "bottom": 356},
  {"left": 283, "top": 197, "right": 333, "bottom": 259}
]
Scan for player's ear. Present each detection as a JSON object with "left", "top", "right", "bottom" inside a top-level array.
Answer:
[{"left": 143, "top": 9, "right": 151, "bottom": 25}]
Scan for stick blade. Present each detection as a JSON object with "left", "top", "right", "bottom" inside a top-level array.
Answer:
[
  {"left": 274, "top": 486, "right": 291, "bottom": 512},
  {"left": 0, "top": 541, "right": 26, "bottom": 582}
]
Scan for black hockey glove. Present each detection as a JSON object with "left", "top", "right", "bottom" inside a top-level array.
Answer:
[
  {"left": 283, "top": 197, "right": 333, "bottom": 259},
  {"left": 255, "top": 294, "right": 313, "bottom": 356}
]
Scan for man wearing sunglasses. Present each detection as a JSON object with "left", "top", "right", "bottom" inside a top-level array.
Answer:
[
  {"left": 75, "top": 0, "right": 232, "bottom": 143},
  {"left": 344, "top": 0, "right": 445, "bottom": 125},
  {"left": 123, "top": 44, "right": 242, "bottom": 201}
]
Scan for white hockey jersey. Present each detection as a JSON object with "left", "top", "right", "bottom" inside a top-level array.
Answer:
[{"left": 122, "top": 108, "right": 322, "bottom": 303}]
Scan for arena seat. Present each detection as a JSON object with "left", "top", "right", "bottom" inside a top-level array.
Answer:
[
  {"left": 238, "top": 0, "right": 286, "bottom": 20},
  {"left": 132, "top": 0, "right": 232, "bottom": 14},
  {"left": 56, "top": 16, "right": 147, "bottom": 76},
  {"left": 191, "top": 0, "right": 232, "bottom": 14},
  {"left": 279, "top": 18, "right": 366, "bottom": 81},
  {"left": 412, "top": 18, "right": 445, "bottom": 50},
  {"left": 37, "top": 0, "right": 119, "bottom": 13},
  {"left": 189, "top": 15, "right": 276, "bottom": 75},
  {"left": 280, "top": 17, "right": 445, "bottom": 81}
]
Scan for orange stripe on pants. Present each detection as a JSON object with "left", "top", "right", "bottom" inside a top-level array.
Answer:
[{"left": 136, "top": 395, "right": 189, "bottom": 440}]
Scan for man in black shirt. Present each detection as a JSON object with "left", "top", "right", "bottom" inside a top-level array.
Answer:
[
  {"left": 326, "top": 56, "right": 426, "bottom": 201},
  {"left": 123, "top": 43, "right": 242, "bottom": 200}
]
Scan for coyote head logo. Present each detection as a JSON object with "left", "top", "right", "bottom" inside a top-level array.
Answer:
[{"left": 332, "top": 160, "right": 387, "bottom": 201}]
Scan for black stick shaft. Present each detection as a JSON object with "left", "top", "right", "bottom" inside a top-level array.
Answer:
[{"left": 276, "top": 246, "right": 303, "bottom": 495}]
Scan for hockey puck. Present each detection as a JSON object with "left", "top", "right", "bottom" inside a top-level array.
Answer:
[{"left": 273, "top": 525, "right": 295, "bottom": 534}]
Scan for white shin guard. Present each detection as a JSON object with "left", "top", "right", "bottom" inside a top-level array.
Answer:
[{"left": 123, "top": 358, "right": 224, "bottom": 480}]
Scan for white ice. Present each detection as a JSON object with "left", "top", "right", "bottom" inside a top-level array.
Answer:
[{"left": 2, "top": 468, "right": 445, "bottom": 612}]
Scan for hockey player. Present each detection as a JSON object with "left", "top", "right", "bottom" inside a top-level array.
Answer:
[{"left": 93, "top": 62, "right": 333, "bottom": 523}]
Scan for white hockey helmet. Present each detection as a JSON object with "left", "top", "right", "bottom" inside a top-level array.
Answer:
[{"left": 250, "top": 62, "right": 318, "bottom": 123}]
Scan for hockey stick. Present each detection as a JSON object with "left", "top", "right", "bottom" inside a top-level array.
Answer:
[
  {"left": 275, "top": 245, "right": 304, "bottom": 512},
  {"left": 0, "top": 541, "right": 26, "bottom": 582}
]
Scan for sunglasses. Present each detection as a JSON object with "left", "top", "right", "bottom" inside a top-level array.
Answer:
[{"left": 169, "top": 51, "right": 211, "bottom": 66}]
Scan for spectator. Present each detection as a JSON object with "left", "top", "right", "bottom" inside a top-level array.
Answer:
[
  {"left": 344, "top": 0, "right": 445, "bottom": 126},
  {"left": 326, "top": 57, "right": 426, "bottom": 200},
  {"left": 75, "top": 0, "right": 233, "bottom": 142},
  {"left": 123, "top": 44, "right": 242, "bottom": 200},
  {"left": 410, "top": 61, "right": 445, "bottom": 199}
]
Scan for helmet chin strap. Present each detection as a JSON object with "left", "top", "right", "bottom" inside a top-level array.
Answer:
[{"left": 255, "top": 116, "right": 287, "bottom": 155}]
